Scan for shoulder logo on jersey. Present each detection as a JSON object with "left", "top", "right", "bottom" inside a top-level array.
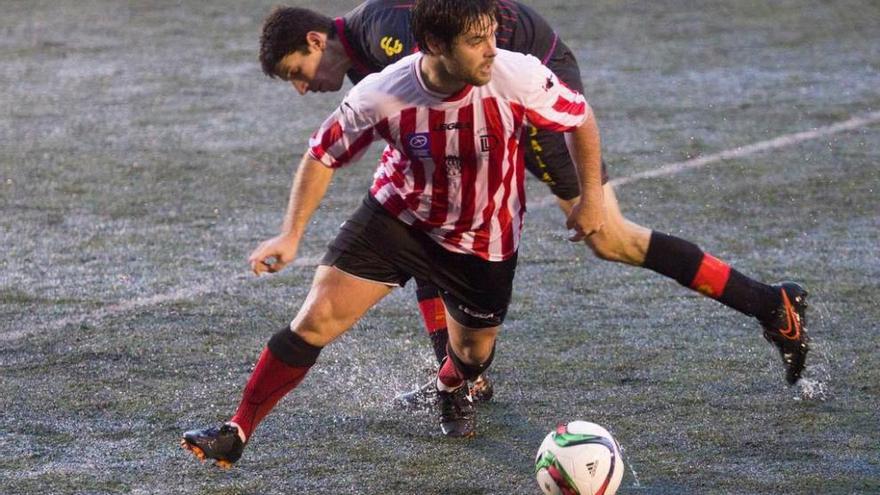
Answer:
[
  {"left": 406, "top": 132, "right": 432, "bottom": 159},
  {"left": 542, "top": 76, "right": 555, "bottom": 91},
  {"left": 380, "top": 36, "right": 404, "bottom": 57}
]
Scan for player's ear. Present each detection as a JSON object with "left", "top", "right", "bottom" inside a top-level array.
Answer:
[{"left": 306, "top": 31, "right": 325, "bottom": 51}]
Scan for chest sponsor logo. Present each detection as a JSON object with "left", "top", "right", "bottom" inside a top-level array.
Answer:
[
  {"left": 434, "top": 121, "right": 472, "bottom": 131},
  {"left": 380, "top": 36, "right": 403, "bottom": 57},
  {"left": 406, "top": 132, "right": 432, "bottom": 159}
]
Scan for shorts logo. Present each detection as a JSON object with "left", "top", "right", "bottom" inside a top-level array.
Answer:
[
  {"left": 380, "top": 36, "right": 403, "bottom": 57},
  {"left": 406, "top": 132, "right": 432, "bottom": 159},
  {"left": 458, "top": 304, "right": 496, "bottom": 320}
]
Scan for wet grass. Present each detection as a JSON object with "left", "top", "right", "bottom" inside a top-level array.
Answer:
[{"left": 2, "top": 0, "right": 880, "bottom": 493}]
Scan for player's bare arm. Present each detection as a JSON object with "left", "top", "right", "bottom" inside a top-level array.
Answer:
[
  {"left": 248, "top": 154, "right": 334, "bottom": 275},
  {"left": 564, "top": 105, "right": 604, "bottom": 241}
]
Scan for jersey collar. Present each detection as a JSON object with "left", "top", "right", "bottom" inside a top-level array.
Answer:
[{"left": 333, "top": 17, "right": 373, "bottom": 78}]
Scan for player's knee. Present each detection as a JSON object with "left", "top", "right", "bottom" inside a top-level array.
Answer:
[{"left": 447, "top": 342, "right": 496, "bottom": 381}]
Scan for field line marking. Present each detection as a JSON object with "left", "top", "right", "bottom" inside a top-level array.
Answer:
[
  {"left": 531, "top": 110, "right": 880, "bottom": 209},
  {"left": 5, "top": 111, "right": 879, "bottom": 342},
  {"left": 1, "top": 257, "right": 322, "bottom": 342},
  {"left": 609, "top": 110, "right": 880, "bottom": 187}
]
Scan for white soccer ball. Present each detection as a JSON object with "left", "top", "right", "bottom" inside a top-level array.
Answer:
[{"left": 535, "top": 421, "right": 624, "bottom": 495}]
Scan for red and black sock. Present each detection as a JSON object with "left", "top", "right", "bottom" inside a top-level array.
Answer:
[
  {"left": 437, "top": 343, "right": 496, "bottom": 390},
  {"left": 642, "top": 231, "right": 781, "bottom": 322},
  {"left": 437, "top": 354, "right": 466, "bottom": 390},
  {"left": 416, "top": 281, "right": 449, "bottom": 364},
  {"left": 230, "top": 327, "right": 322, "bottom": 441}
]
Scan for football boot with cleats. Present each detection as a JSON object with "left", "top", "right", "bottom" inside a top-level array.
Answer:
[
  {"left": 469, "top": 373, "right": 494, "bottom": 402},
  {"left": 761, "top": 282, "right": 809, "bottom": 385},
  {"left": 437, "top": 384, "right": 476, "bottom": 438},
  {"left": 180, "top": 423, "right": 245, "bottom": 469}
]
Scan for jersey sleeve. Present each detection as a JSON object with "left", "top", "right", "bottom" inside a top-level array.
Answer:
[
  {"left": 517, "top": 56, "right": 589, "bottom": 132},
  {"left": 308, "top": 88, "right": 381, "bottom": 169}
]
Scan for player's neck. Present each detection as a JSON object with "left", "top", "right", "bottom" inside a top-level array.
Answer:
[
  {"left": 419, "top": 55, "right": 467, "bottom": 96},
  {"left": 324, "top": 37, "right": 353, "bottom": 75}
]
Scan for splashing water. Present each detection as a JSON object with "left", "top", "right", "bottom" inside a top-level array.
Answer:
[
  {"left": 795, "top": 378, "right": 828, "bottom": 401},
  {"left": 793, "top": 305, "right": 834, "bottom": 401}
]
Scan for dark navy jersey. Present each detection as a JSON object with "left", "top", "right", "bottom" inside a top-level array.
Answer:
[{"left": 336, "top": 0, "right": 561, "bottom": 84}]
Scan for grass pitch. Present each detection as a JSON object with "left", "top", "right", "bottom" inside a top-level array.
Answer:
[{"left": 1, "top": 0, "right": 879, "bottom": 493}]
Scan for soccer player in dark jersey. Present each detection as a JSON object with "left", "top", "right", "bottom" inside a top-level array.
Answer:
[
  {"left": 256, "top": 0, "right": 811, "bottom": 401},
  {"left": 183, "top": 0, "right": 601, "bottom": 466}
]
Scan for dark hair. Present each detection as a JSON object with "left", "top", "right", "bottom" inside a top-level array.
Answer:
[
  {"left": 412, "top": 0, "right": 498, "bottom": 54},
  {"left": 259, "top": 6, "right": 334, "bottom": 78}
]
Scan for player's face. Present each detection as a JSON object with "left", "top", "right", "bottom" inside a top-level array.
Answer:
[
  {"left": 444, "top": 16, "right": 497, "bottom": 86},
  {"left": 275, "top": 41, "right": 345, "bottom": 95}
]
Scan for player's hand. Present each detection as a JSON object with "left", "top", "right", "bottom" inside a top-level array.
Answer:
[
  {"left": 248, "top": 234, "right": 299, "bottom": 276},
  {"left": 565, "top": 197, "right": 604, "bottom": 242}
]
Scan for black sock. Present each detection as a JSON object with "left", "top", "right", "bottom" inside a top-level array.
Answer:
[{"left": 643, "top": 231, "right": 781, "bottom": 321}]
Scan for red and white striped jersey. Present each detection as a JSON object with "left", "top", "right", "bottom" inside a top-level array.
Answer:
[{"left": 308, "top": 49, "right": 588, "bottom": 261}]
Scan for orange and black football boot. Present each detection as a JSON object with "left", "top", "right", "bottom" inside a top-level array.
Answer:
[
  {"left": 761, "top": 282, "right": 809, "bottom": 385},
  {"left": 180, "top": 423, "right": 245, "bottom": 469},
  {"left": 469, "top": 373, "right": 494, "bottom": 402}
]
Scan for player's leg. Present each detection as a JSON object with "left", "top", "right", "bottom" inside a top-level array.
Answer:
[
  {"left": 587, "top": 182, "right": 781, "bottom": 311},
  {"left": 434, "top": 314, "right": 499, "bottom": 438},
  {"left": 589, "top": 185, "right": 807, "bottom": 383},
  {"left": 416, "top": 278, "right": 450, "bottom": 364},
  {"left": 524, "top": 126, "right": 646, "bottom": 264},
  {"left": 393, "top": 279, "right": 494, "bottom": 408},
  {"left": 391, "top": 280, "right": 448, "bottom": 408},
  {"left": 230, "top": 266, "right": 393, "bottom": 436},
  {"left": 181, "top": 266, "right": 393, "bottom": 468},
  {"left": 539, "top": 38, "right": 808, "bottom": 381},
  {"left": 527, "top": 123, "right": 808, "bottom": 383},
  {"left": 182, "top": 196, "right": 407, "bottom": 467},
  {"left": 429, "top": 251, "right": 517, "bottom": 437}
]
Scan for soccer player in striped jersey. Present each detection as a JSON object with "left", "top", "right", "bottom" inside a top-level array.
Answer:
[
  {"left": 257, "top": 0, "right": 810, "bottom": 402},
  {"left": 182, "top": 0, "right": 602, "bottom": 466}
]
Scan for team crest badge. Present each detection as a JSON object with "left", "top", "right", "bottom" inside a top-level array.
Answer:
[{"left": 444, "top": 155, "right": 462, "bottom": 177}]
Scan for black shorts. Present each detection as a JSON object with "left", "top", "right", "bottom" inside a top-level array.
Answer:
[
  {"left": 320, "top": 195, "right": 518, "bottom": 328},
  {"left": 525, "top": 40, "right": 609, "bottom": 201}
]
